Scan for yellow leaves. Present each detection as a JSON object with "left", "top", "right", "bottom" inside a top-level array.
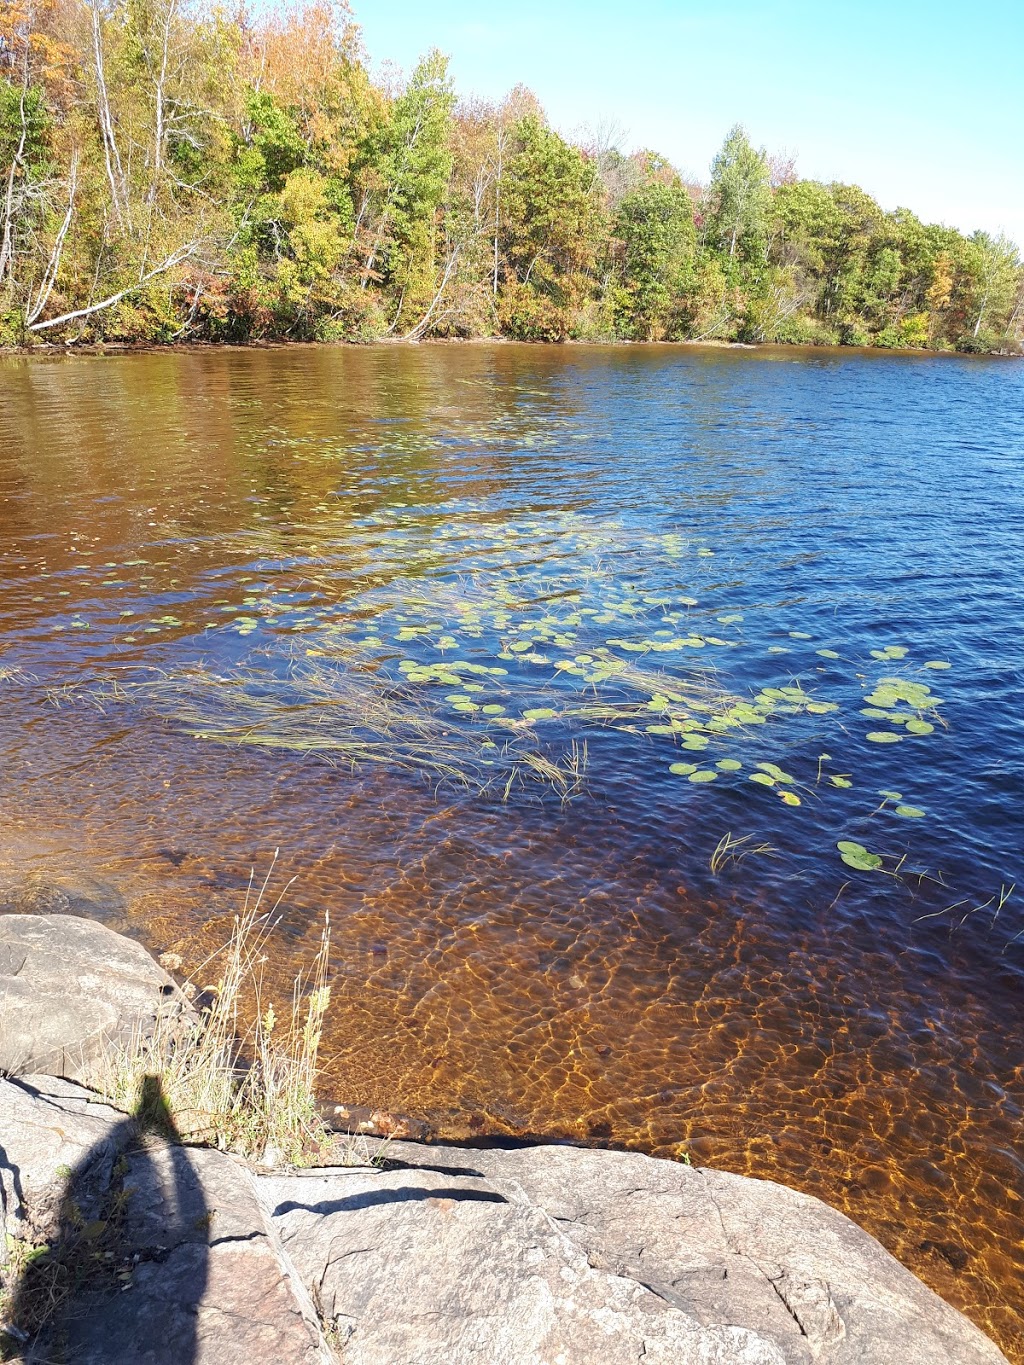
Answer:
[
  {"left": 926, "top": 253, "right": 954, "bottom": 313},
  {"left": 278, "top": 167, "right": 331, "bottom": 228},
  {"left": 244, "top": 0, "right": 371, "bottom": 155},
  {"left": 276, "top": 168, "right": 347, "bottom": 280}
]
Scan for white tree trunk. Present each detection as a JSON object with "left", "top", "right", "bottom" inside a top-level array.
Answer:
[{"left": 28, "top": 240, "right": 197, "bottom": 332}]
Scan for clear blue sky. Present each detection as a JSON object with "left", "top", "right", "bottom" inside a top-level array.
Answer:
[{"left": 353, "top": 0, "right": 1024, "bottom": 251}]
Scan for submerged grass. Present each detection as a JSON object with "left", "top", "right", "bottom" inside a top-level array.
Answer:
[{"left": 709, "top": 831, "right": 778, "bottom": 874}]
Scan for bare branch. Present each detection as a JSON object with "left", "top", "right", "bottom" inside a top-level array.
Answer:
[
  {"left": 28, "top": 240, "right": 198, "bottom": 332},
  {"left": 0, "top": 44, "right": 31, "bottom": 284},
  {"left": 26, "top": 150, "right": 79, "bottom": 324}
]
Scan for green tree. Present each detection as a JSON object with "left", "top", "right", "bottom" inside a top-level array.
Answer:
[
  {"left": 961, "top": 232, "right": 1020, "bottom": 347},
  {"left": 612, "top": 180, "right": 694, "bottom": 339},
  {"left": 706, "top": 124, "right": 770, "bottom": 263},
  {"left": 498, "top": 113, "right": 605, "bottom": 339},
  {"left": 356, "top": 48, "right": 454, "bottom": 327}
]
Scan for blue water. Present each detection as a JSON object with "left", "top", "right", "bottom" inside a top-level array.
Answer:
[{"left": 1, "top": 343, "right": 1022, "bottom": 1352}]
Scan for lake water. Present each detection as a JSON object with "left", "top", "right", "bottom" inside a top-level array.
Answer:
[{"left": 1, "top": 343, "right": 1022, "bottom": 1356}]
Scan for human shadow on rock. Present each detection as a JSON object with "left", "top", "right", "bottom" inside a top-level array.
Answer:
[{"left": 7, "top": 1075, "right": 209, "bottom": 1365}]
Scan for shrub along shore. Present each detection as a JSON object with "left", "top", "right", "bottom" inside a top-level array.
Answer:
[{"left": 1, "top": 0, "right": 1021, "bottom": 354}]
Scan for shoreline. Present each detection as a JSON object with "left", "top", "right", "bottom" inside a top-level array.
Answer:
[
  {"left": 2, "top": 334, "right": 1022, "bottom": 362},
  {"left": 0, "top": 910, "right": 1012, "bottom": 1364}
]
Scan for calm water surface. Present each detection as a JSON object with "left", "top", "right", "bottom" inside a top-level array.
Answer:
[{"left": 1, "top": 344, "right": 1022, "bottom": 1355}]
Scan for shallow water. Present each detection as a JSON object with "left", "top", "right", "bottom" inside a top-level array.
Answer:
[{"left": 1, "top": 343, "right": 1022, "bottom": 1355}]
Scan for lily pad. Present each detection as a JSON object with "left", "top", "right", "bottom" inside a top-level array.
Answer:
[
  {"left": 779, "top": 791, "right": 801, "bottom": 806},
  {"left": 866, "top": 731, "right": 902, "bottom": 743},
  {"left": 749, "top": 772, "right": 776, "bottom": 787},
  {"left": 870, "top": 645, "right": 909, "bottom": 661},
  {"left": 522, "top": 707, "right": 556, "bottom": 721},
  {"left": 716, "top": 758, "right": 743, "bottom": 771},
  {"left": 923, "top": 660, "right": 951, "bottom": 670},
  {"left": 688, "top": 769, "right": 717, "bottom": 783},
  {"left": 837, "top": 840, "right": 883, "bottom": 871},
  {"left": 905, "top": 719, "right": 934, "bottom": 736},
  {"left": 895, "top": 804, "right": 925, "bottom": 818},
  {"left": 680, "top": 735, "right": 710, "bottom": 751},
  {"left": 756, "top": 762, "right": 795, "bottom": 784},
  {"left": 669, "top": 762, "right": 699, "bottom": 776}
]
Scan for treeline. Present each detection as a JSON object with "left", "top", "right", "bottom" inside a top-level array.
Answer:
[{"left": 2, "top": 0, "right": 1022, "bottom": 352}]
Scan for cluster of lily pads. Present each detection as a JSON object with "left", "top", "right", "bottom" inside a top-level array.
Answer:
[{"left": 57, "top": 502, "right": 953, "bottom": 875}]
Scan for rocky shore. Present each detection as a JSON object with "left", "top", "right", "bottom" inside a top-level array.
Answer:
[{"left": 0, "top": 913, "right": 1010, "bottom": 1364}]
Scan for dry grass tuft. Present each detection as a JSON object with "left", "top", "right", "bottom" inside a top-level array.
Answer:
[{"left": 92, "top": 861, "right": 368, "bottom": 1168}]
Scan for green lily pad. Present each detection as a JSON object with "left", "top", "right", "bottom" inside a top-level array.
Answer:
[
  {"left": 905, "top": 719, "right": 934, "bottom": 735},
  {"left": 837, "top": 840, "right": 883, "bottom": 871},
  {"left": 895, "top": 804, "right": 925, "bottom": 818},
  {"left": 716, "top": 758, "right": 743, "bottom": 771},
  {"left": 866, "top": 731, "right": 902, "bottom": 743},
  {"left": 680, "top": 734, "right": 709, "bottom": 751},
  {"left": 522, "top": 707, "right": 557, "bottom": 721},
  {"left": 749, "top": 772, "right": 776, "bottom": 787},
  {"left": 867, "top": 678, "right": 935, "bottom": 709},
  {"left": 816, "top": 649, "right": 841, "bottom": 659},
  {"left": 923, "top": 660, "right": 951, "bottom": 670},
  {"left": 871, "top": 645, "right": 908, "bottom": 661},
  {"left": 688, "top": 769, "right": 717, "bottom": 783},
  {"left": 669, "top": 762, "right": 699, "bottom": 776},
  {"left": 756, "top": 762, "right": 795, "bottom": 783},
  {"left": 829, "top": 775, "right": 853, "bottom": 789}
]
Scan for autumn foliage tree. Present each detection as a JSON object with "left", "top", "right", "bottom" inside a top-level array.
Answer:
[{"left": 0, "top": 0, "right": 1020, "bottom": 350}]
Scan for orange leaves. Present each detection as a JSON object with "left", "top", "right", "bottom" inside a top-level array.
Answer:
[
  {"left": 0, "top": 0, "right": 77, "bottom": 101},
  {"left": 242, "top": 0, "right": 375, "bottom": 171}
]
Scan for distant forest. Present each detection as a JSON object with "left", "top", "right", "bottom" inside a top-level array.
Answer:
[{"left": 2, "top": 0, "right": 1022, "bottom": 351}]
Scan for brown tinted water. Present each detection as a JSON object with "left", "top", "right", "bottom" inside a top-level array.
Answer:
[{"left": 1, "top": 345, "right": 1022, "bottom": 1355}]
